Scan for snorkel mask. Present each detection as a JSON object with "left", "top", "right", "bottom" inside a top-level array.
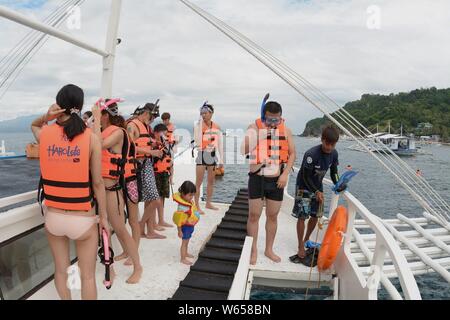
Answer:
[
  {"left": 96, "top": 98, "right": 124, "bottom": 117},
  {"left": 200, "top": 101, "right": 214, "bottom": 115},
  {"left": 132, "top": 99, "right": 161, "bottom": 118}
]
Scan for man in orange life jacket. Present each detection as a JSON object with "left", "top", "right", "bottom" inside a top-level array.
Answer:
[
  {"left": 127, "top": 103, "right": 166, "bottom": 239},
  {"left": 242, "top": 99, "right": 296, "bottom": 265},
  {"left": 161, "top": 112, "right": 177, "bottom": 185},
  {"left": 194, "top": 103, "right": 224, "bottom": 215}
]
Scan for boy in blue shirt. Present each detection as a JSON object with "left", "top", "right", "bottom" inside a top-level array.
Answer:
[{"left": 290, "top": 125, "right": 344, "bottom": 263}]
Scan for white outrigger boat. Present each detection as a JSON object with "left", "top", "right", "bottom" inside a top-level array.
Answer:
[
  {"left": 348, "top": 133, "right": 418, "bottom": 157},
  {"left": 1, "top": 0, "right": 450, "bottom": 301}
]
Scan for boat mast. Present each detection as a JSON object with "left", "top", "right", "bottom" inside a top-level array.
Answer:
[{"left": 100, "top": 0, "right": 123, "bottom": 98}]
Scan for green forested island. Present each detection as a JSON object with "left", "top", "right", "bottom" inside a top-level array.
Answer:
[{"left": 302, "top": 87, "right": 450, "bottom": 142}]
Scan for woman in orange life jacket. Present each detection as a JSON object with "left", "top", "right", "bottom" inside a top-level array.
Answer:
[
  {"left": 92, "top": 100, "right": 142, "bottom": 284},
  {"left": 161, "top": 112, "right": 177, "bottom": 185},
  {"left": 31, "top": 84, "right": 110, "bottom": 300},
  {"left": 114, "top": 125, "right": 142, "bottom": 267},
  {"left": 193, "top": 103, "right": 224, "bottom": 215},
  {"left": 143, "top": 124, "right": 174, "bottom": 232},
  {"left": 241, "top": 99, "right": 296, "bottom": 266},
  {"left": 126, "top": 103, "right": 166, "bottom": 239}
]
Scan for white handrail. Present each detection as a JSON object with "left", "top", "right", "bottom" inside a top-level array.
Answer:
[
  {"left": 342, "top": 191, "right": 421, "bottom": 299},
  {"left": 0, "top": 191, "right": 36, "bottom": 209},
  {"left": 228, "top": 237, "right": 253, "bottom": 300},
  {"left": 0, "top": 5, "right": 108, "bottom": 57}
]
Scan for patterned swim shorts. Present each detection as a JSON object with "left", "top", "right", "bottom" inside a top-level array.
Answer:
[{"left": 138, "top": 159, "right": 160, "bottom": 202}]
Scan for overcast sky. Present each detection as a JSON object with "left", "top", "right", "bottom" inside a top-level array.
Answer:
[{"left": 0, "top": 0, "right": 449, "bottom": 133}]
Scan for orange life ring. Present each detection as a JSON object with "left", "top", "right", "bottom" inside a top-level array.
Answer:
[{"left": 317, "top": 206, "right": 348, "bottom": 272}]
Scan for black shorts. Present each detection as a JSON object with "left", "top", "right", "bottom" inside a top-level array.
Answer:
[
  {"left": 248, "top": 175, "right": 284, "bottom": 202},
  {"left": 196, "top": 151, "right": 217, "bottom": 167}
]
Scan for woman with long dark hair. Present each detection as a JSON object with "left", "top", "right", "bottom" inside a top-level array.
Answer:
[{"left": 31, "top": 84, "right": 110, "bottom": 300}]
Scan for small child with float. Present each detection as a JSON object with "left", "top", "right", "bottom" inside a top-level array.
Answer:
[{"left": 173, "top": 181, "right": 201, "bottom": 265}]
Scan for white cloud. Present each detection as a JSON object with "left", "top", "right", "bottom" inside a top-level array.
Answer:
[{"left": 0, "top": 0, "right": 449, "bottom": 133}]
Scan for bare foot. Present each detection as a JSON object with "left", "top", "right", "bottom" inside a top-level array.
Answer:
[
  {"left": 298, "top": 247, "right": 306, "bottom": 259},
  {"left": 145, "top": 232, "right": 166, "bottom": 240},
  {"left": 124, "top": 257, "right": 133, "bottom": 266},
  {"left": 115, "top": 252, "right": 128, "bottom": 262},
  {"left": 198, "top": 208, "right": 206, "bottom": 215},
  {"left": 154, "top": 225, "right": 165, "bottom": 232},
  {"left": 250, "top": 250, "right": 258, "bottom": 265},
  {"left": 158, "top": 222, "right": 174, "bottom": 228},
  {"left": 181, "top": 258, "right": 193, "bottom": 266},
  {"left": 187, "top": 253, "right": 194, "bottom": 259},
  {"left": 126, "top": 267, "right": 143, "bottom": 284},
  {"left": 206, "top": 203, "right": 219, "bottom": 211},
  {"left": 265, "top": 250, "right": 282, "bottom": 263}
]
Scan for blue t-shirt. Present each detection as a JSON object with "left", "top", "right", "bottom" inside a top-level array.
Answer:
[{"left": 297, "top": 145, "right": 339, "bottom": 192}]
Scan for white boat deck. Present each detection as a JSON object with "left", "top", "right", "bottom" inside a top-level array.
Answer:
[{"left": 249, "top": 198, "right": 332, "bottom": 283}]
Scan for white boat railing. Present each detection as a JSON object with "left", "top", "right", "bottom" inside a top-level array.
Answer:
[
  {"left": 0, "top": 191, "right": 36, "bottom": 210},
  {"left": 284, "top": 168, "right": 422, "bottom": 300},
  {"left": 228, "top": 237, "right": 253, "bottom": 300}
]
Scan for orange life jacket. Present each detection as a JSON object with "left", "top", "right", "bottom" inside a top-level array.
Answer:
[
  {"left": 166, "top": 123, "right": 176, "bottom": 145},
  {"left": 153, "top": 137, "right": 172, "bottom": 174},
  {"left": 130, "top": 119, "right": 151, "bottom": 158},
  {"left": 200, "top": 121, "right": 220, "bottom": 151},
  {"left": 101, "top": 125, "right": 128, "bottom": 180},
  {"left": 39, "top": 124, "right": 93, "bottom": 212},
  {"left": 249, "top": 119, "right": 289, "bottom": 165}
]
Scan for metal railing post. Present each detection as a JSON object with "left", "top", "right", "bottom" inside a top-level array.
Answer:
[{"left": 100, "top": 0, "right": 123, "bottom": 98}]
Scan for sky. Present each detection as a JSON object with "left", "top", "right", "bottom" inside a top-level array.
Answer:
[{"left": 0, "top": 0, "right": 449, "bottom": 133}]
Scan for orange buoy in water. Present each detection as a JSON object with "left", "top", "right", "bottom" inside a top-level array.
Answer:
[
  {"left": 317, "top": 206, "right": 348, "bottom": 272},
  {"left": 215, "top": 167, "right": 225, "bottom": 177}
]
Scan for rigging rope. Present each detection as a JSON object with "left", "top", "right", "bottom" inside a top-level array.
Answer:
[
  {"left": 0, "top": 0, "right": 85, "bottom": 100},
  {"left": 178, "top": 0, "right": 450, "bottom": 223}
]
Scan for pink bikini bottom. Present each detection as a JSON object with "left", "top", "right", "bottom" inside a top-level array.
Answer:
[{"left": 45, "top": 207, "right": 98, "bottom": 240}]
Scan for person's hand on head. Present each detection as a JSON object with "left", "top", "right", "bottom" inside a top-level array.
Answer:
[{"left": 46, "top": 104, "right": 65, "bottom": 122}]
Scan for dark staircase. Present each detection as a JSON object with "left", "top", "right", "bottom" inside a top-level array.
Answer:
[{"left": 171, "top": 189, "right": 249, "bottom": 300}]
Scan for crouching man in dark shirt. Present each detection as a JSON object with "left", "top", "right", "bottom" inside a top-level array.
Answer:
[{"left": 290, "top": 126, "right": 341, "bottom": 262}]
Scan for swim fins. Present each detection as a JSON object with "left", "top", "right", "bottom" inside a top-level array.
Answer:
[{"left": 332, "top": 170, "right": 358, "bottom": 195}]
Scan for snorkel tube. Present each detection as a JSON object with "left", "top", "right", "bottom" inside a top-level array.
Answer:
[
  {"left": 98, "top": 229, "right": 114, "bottom": 290},
  {"left": 260, "top": 93, "right": 270, "bottom": 122}
]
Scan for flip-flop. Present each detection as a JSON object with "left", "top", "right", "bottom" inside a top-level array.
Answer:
[{"left": 289, "top": 254, "right": 306, "bottom": 264}]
